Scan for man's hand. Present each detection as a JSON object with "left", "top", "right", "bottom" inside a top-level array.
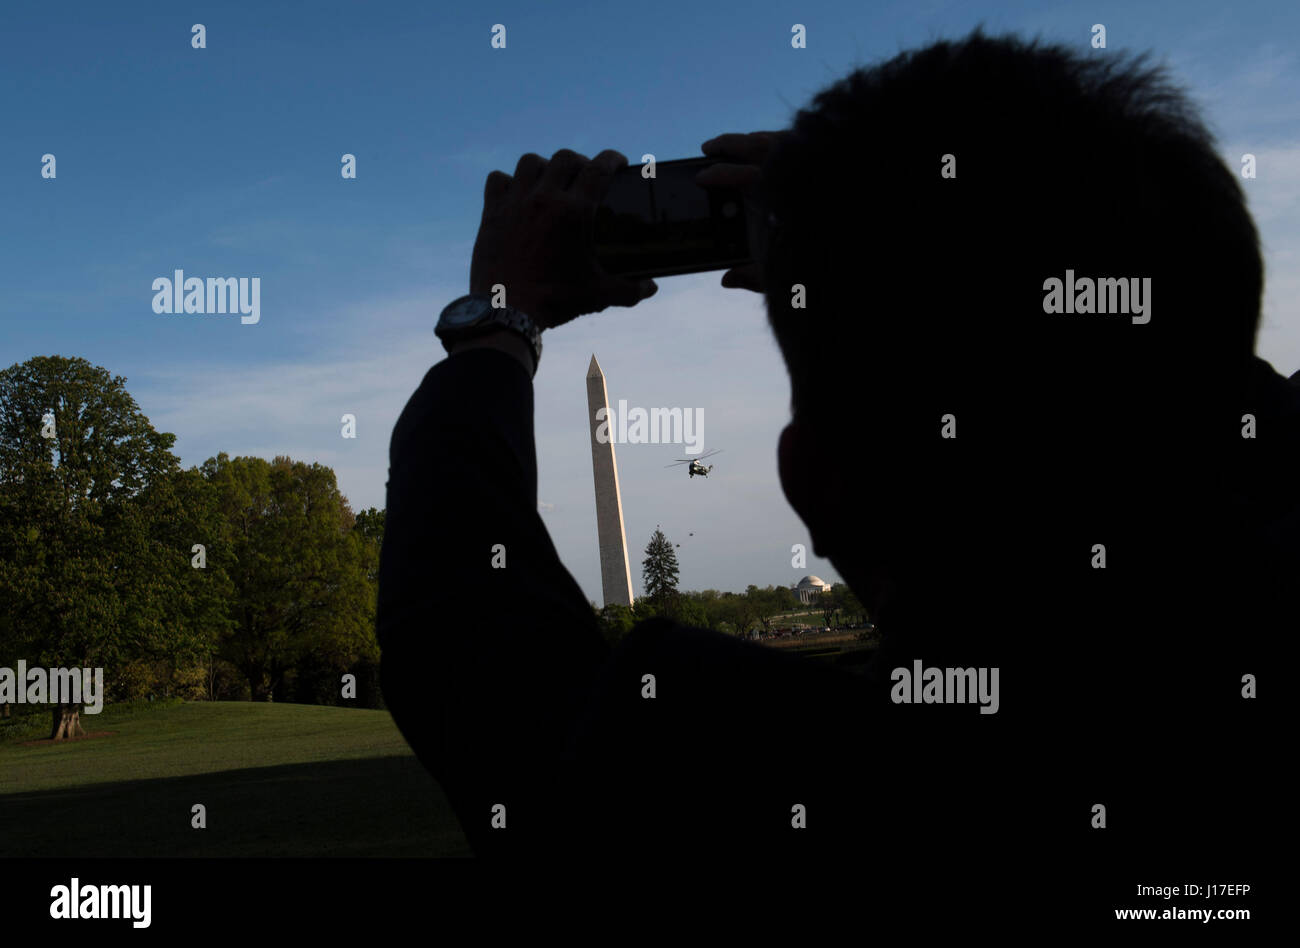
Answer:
[
  {"left": 695, "top": 131, "right": 788, "bottom": 293},
  {"left": 470, "top": 148, "right": 658, "bottom": 330}
]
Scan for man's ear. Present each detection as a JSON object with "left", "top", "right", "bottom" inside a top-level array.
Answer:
[{"left": 778, "top": 420, "right": 838, "bottom": 557}]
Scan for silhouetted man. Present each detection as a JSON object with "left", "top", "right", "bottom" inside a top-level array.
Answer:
[{"left": 379, "top": 32, "right": 1293, "bottom": 894}]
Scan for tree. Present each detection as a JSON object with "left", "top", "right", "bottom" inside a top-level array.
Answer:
[
  {"left": 631, "top": 597, "right": 659, "bottom": 624},
  {"left": 722, "top": 590, "right": 761, "bottom": 637},
  {"left": 832, "top": 582, "right": 866, "bottom": 626},
  {"left": 596, "top": 603, "right": 634, "bottom": 645},
  {"left": 0, "top": 356, "right": 220, "bottom": 738},
  {"left": 746, "top": 585, "right": 787, "bottom": 634},
  {"left": 202, "top": 454, "right": 376, "bottom": 702},
  {"left": 641, "top": 526, "right": 680, "bottom": 616},
  {"left": 675, "top": 595, "right": 708, "bottom": 629},
  {"left": 124, "top": 464, "right": 235, "bottom": 694},
  {"left": 291, "top": 505, "right": 386, "bottom": 706},
  {"left": 354, "top": 507, "right": 385, "bottom": 582},
  {"left": 818, "top": 589, "right": 837, "bottom": 629},
  {"left": 771, "top": 584, "right": 798, "bottom": 614},
  {"left": 690, "top": 589, "right": 724, "bottom": 628}
]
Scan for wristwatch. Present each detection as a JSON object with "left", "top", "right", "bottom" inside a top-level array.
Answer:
[{"left": 435, "top": 293, "right": 542, "bottom": 375}]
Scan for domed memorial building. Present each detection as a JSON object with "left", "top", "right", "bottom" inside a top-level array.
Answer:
[{"left": 794, "top": 575, "right": 833, "bottom": 604}]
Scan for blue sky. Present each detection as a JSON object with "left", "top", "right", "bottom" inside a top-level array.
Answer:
[{"left": 4, "top": 0, "right": 1299, "bottom": 603}]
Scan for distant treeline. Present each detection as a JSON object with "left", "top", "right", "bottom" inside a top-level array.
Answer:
[
  {"left": 593, "top": 583, "right": 866, "bottom": 645},
  {"left": 0, "top": 356, "right": 384, "bottom": 718}
]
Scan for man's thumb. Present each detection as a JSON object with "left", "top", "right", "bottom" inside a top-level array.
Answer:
[{"left": 599, "top": 276, "right": 657, "bottom": 308}]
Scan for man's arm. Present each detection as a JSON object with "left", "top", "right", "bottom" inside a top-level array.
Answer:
[
  {"left": 378, "top": 148, "right": 657, "bottom": 854},
  {"left": 377, "top": 343, "right": 608, "bottom": 854}
]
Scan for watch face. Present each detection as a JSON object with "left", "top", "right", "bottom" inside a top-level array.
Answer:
[{"left": 442, "top": 297, "right": 486, "bottom": 329}]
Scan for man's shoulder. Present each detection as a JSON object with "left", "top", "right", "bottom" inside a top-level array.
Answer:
[
  {"left": 1238, "top": 357, "right": 1300, "bottom": 566},
  {"left": 1249, "top": 355, "right": 1300, "bottom": 416}
]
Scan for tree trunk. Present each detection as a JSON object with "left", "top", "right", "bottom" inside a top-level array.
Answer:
[
  {"left": 245, "top": 664, "right": 273, "bottom": 702},
  {"left": 51, "top": 704, "right": 86, "bottom": 740},
  {"left": 2, "top": 702, "right": 10, "bottom": 718},
  {"left": 269, "top": 661, "right": 285, "bottom": 703}
]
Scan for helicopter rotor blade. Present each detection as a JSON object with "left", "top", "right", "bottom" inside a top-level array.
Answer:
[{"left": 667, "top": 449, "right": 722, "bottom": 466}]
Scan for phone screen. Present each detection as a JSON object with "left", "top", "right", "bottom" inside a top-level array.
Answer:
[{"left": 594, "top": 156, "right": 752, "bottom": 279}]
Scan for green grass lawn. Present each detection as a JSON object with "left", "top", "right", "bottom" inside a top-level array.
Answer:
[{"left": 0, "top": 701, "right": 471, "bottom": 857}]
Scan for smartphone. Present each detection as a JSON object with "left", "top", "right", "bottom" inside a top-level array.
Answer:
[{"left": 594, "top": 156, "right": 752, "bottom": 279}]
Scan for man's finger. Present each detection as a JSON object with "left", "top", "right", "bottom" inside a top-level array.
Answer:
[
  {"left": 595, "top": 275, "right": 658, "bottom": 309},
  {"left": 513, "top": 153, "right": 548, "bottom": 189},
  {"left": 483, "top": 170, "right": 511, "bottom": 207},
  {"left": 572, "top": 149, "right": 627, "bottom": 201},
  {"left": 700, "top": 131, "right": 786, "bottom": 162},
  {"left": 721, "top": 264, "right": 763, "bottom": 293},
  {"left": 539, "top": 149, "right": 585, "bottom": 191}
]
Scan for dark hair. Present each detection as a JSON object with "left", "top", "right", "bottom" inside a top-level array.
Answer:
[{"left": 760, "top": 31, "right": 1262, "bottom": 433}]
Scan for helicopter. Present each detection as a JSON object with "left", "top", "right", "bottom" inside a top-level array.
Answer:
[{"left": 665, "top": 449, "right": 722, "bottom": 479}]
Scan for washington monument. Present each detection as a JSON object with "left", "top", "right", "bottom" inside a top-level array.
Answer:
[{"left": 586, "top": 354, "right": 634, "bottom": 606}]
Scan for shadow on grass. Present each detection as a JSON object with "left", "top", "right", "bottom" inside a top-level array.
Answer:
[{"left": 1, "top": 755, "right": 472, "bottom": 858}]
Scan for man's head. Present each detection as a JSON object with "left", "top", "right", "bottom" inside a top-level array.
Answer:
[{"left": 758, "top": 31, "right": 1263, "bottom": 625}]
